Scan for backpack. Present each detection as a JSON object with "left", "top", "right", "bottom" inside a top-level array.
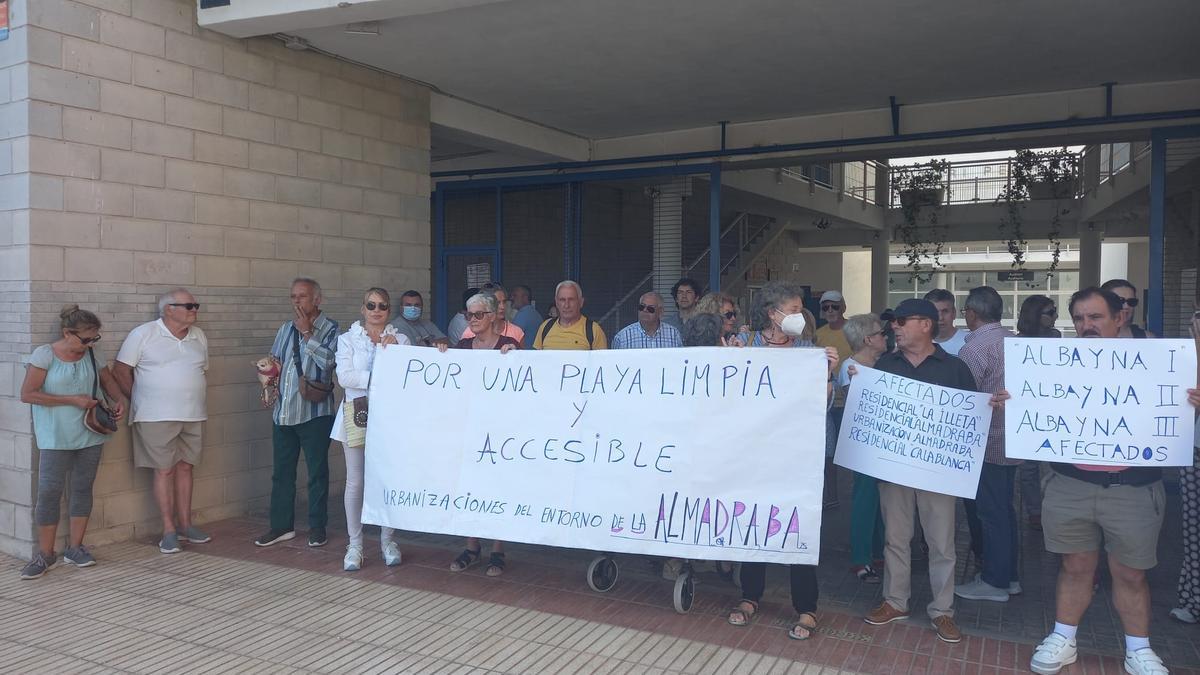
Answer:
[{"left": 537, "top": 317, "right": 596, "bottom": 350}]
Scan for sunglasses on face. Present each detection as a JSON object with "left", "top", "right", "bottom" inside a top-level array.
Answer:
[
  {"left": 72, "top": 332, "right": 102, "bottom": 345},
  {"left": 1119, "top": 297, "right": 1139, "bottom": 308},
  {"left": 168, "top": 302, "right": 201, "bottom": 311},
  {"left": 364, "top": 302, "right": 389, "bottom": 311},
  {"left": 637, "top": 303, "right": 658, "bottom": 313},
  {"left": 465, "top": 310, "right": 494, "bottom": 320},
  {"left": 821, "top": 304, "right": 841, "bottom": 312},
  {"left": 1043, "top": 308, "right": 1058, "bottom": 317},
  {"left": 891, "top": 316, "right": 927, "bottom": 327},
  {"left": 723, "top": 311, "right": 737, "bottom": 320}
]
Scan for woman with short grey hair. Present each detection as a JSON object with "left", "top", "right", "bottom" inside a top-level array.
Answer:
[{"left": 836, "top": 313, "right": 888, "bottom": 583}]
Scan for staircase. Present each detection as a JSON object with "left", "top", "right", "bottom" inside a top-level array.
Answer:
[{"left": 597, "top": 211, "right": 789, "bottom": 335}]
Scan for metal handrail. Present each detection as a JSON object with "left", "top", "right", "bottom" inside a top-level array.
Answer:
[
  {"left": 597, "top": 271, "right": 654, "bottom": 327},
  {"left": 888, "top": 153, "right": 1084, "bottom": 207},
  {"left": 683, "top": 212, "right": 749, "bottom": 276}
]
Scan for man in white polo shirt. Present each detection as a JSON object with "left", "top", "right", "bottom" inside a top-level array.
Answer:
[{"left": 114, "top": 288, "right": 210, "bottom": 555}]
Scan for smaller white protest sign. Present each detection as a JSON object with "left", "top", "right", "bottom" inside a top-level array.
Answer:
[
  {"left": 1005, "top": 338, "right": 1197, "bottom": 467},
  {"left": 834, "top": 365, "right": 993, "bottom": 498}
]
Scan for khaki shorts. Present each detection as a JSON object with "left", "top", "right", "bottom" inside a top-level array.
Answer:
[
  {"left": 133, "top": 421, "right": 202, "bottom": 470},
  {"left": 1041, "top": 470, "right": 1165, "bottom": 569}
]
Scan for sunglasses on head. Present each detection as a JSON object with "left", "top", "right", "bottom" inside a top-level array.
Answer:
[
  {"left": 168, "top": 302, "right": 201, "bottom": 311},
  {"left": 364, "top": 301, "right": 389, "bottom": 311},
  {"left": 72, "top": 331, "right": 102, "bottom": 345},
  {"left": 723, "top": 310, "right": 737, "bottom": 320},
  {"left": 465, "top": 310, "right": 493, "bottom": 320},
  {"left": 821, "top": 303, "right": 841, "bottom": 311},
  {"left": 637, "top": 303, "right": 658, "bottom": 313},
  {"left": 1119, "top": 297, "right": 1139, "bottom": 307}
]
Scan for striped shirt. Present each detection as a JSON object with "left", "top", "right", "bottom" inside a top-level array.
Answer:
[
  {"left": 270, "top": 313, "right": 338, "bottom": 426},
  {"left": 611, "top": 321, "right": 683, "bottom": 349},
  {"left": 957, "top": 321, "right": 1015, "bottom": 465}
]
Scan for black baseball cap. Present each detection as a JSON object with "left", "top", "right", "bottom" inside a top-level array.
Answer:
[{"left": 892, "top": 298, "right": 938, "bottom": 322}]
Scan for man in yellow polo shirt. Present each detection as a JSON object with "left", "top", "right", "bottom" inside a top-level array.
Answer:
[{"left": 533, "top": 280, "right": 608, "bottom": 351}]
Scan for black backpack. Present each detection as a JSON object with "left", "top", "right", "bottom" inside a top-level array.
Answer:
[{"left": 537, "top": 318, "right": 596, "bottom": 349}]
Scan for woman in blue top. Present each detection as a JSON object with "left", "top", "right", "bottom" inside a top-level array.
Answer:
[{"left": 18, "top": 305, "right": 125, "bottom": 579}]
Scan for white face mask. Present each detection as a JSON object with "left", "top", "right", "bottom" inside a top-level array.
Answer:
[{"left": 774, "top": 309, "right": 807, "bottom": 338}]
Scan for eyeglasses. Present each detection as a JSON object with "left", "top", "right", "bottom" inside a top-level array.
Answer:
[
  {"left": 465, "top": 310, "right": 494, "bottom": 320},
  {"left": 1042, "top": 308, "right": 1058, "bottom": 317},
  {"left": 168, "top": 303, "right": 201, "bottom": 311},
  {"left": 869, "top": 329, "right": 886, "bottom": 338},
  {"left": 71, "top": 332, "right": 102, "bottom": 345},
  {"left": 402, "top": 302, "right": 421, "bottom": 308},
  {"left": 723, "top": 311, "right": 737, "bottom": 320},
  {"left": 820, "top": 303, "right": 841, "bottom": 312},
  {"left": 891, "top": 316, "right": 929, "bottom": 327},
  {"left": 637, "top": 303, "right": 658, "bottom": 313},
  {"left": 1118, "top": 297, "right": 1139, "bottom": 308},
  {"left": 364, "top": 302, "right": 389, "bottom": 311}
]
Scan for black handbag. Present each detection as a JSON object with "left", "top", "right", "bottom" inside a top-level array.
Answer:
[{"left": 82, "top": 348, "right": 117, "bottom": 435}]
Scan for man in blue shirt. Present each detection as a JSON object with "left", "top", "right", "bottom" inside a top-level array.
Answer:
[
  {"left": 612, "top": 292, "right": 682, "bottom": 349},
  {"left": 511, "top": 284, "right": 543, "bottom": 349}
]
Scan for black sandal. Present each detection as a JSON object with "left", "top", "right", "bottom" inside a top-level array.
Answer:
[
  {"left": 788, "top": 612, "right": 818, "bottom": 641},
  {"left": 449, "top": 548, "right": 481, "bottom": 572},
  {"left": 485, "top": 552, "right": 506, "bottom": 577},
  {"left": 727, "top": 599, "right": 758, "bottom": 626}
]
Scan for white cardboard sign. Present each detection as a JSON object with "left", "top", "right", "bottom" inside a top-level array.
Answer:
[
  {"left": 834, "top": 365, "right": 993, "bottom": 498},
  {"left": 1004, "top": 338, "right": 1196, "bottom": 467},
  {"left": 362, "top": 345, "right": 829, "bottom": 564}
]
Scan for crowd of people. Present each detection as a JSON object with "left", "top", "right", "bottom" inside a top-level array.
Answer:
[{"left": 17, "top": 274, "right": 1199, "bottom": 674}]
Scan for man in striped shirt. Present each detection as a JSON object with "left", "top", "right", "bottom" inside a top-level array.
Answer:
[
  {"left": 612, "top": 292, "right": 682, "bottom": 350},
  {"left": 255, "top": 278, "right": 339, "bottom": 549}
]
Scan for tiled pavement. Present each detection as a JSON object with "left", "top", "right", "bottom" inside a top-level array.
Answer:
[{"left": 1, "top": 468, "right": 1195, "bottom": 674}]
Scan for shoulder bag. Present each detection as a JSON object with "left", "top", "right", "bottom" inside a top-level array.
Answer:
[
  {"left": 83, "top": 348, "right": 118, "bottom": 435},
  {"left": 292, "top": 326, "right": 334, "bottom": 402}
]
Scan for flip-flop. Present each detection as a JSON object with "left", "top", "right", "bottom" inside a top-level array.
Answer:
[
  {"left": 727, "top": 599, "right": 759, "bottom": 627},
  {"left": 788, "top": 612, "right": 818, "bottom": 641}
]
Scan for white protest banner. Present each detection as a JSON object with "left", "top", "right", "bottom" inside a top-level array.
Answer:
[
  {"left": 1005, "top": 338, "right": 1196, "bottom": 467},
  {"left": 362, "top": 345, "right": 828, "bottom": 564},
  {"left": 833, "top": 365, "right": 993, "bottom": 498}
]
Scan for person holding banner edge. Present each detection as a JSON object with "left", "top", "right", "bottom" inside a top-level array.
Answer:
[
  {"left": 1029, "top": 287, "right": 1200, "bottom": 675},
  {"left": 438, "top": 291, "right": 519, "bottom": 576},
  {"left": 851, "top": 298, "right": 1009, "bottom": 644},
  {"left": 334, "top": 288, "right": 407, "bottom": 572},
  {"left": 727, "top": 281, "right": 840, "bottom": 641}
]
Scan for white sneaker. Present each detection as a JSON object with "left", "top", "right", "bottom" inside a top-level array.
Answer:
[
  {"left": 343, "top": 545, "right": 363, "bottom": 572},
  {"left": 1169, "top": 607, "right": 1197, "bottom": 624},
  {"left": 1030, "top": 632, "right": 1077, "bottom": 675},
  {"left": 381, "top": 541, "right": 402, "bottom": 567},
  {"left": 1009, "top": 580, "right": 1023, "bottom": 595},
  {"left": 954, "top": 577, "right": 1009, "bottom": 602},
  {"left": 1124, "top": 647, "right": 1168, "bottom": 675}
]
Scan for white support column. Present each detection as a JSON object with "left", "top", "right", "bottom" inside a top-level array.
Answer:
[
  {"left": 1079, "top": 222, "right": 1104, "bottom": 288},
  {"left": 652, "top": 178, "right": 691, "bottom": 322},
  {"left": 871, "top": 232, "right": 891, "bottom": 312}
]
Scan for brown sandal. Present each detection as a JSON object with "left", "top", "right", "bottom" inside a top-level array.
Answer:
[
  {"left": 727, "top": 599, "right": 759, "bottom": 626},
  {"left": 788, "top": 612, "right": 818, "bottom": 640}
]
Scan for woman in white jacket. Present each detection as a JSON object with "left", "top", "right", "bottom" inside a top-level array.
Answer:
[{"left": 332, "top": 287, "right": 409, "bottom": 571}]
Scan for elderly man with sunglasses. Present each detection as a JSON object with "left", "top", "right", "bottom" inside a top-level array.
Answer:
[
  {"left": 114, "top": 288, "right": 210, "bottom": 554},
  {"left": 611, "top": 292, "right": 682, "bottom": 349}
]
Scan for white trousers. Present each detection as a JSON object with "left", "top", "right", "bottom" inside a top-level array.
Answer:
[{"left": 343, "top": 444, "right": 395, "bottom": 549}]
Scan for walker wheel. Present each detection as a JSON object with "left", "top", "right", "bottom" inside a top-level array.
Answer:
[
  {"left": 586, "top": 554, "right": 619, "bottom": 592},
  {"left": 673, "top": 569, "right": 695, "bottom": 614}
]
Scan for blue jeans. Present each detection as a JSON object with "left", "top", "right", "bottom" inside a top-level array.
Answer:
[{"left": 977, "top": 463, "right": 1019, "bottom": 588}]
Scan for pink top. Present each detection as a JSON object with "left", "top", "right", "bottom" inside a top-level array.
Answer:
[{"left": 461, "top": 322, "right": 525, "bottom": 343}]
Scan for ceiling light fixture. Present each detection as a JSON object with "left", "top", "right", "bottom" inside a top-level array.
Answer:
[
  {"left": 282, "top": 35, "right": 310, "bottom": 50},
  {"left": 344, "top": 21, "right": 380, "bottom": 35}
]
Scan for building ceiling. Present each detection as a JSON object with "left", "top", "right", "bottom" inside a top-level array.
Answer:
[{"left": 289, "top": 0, "right": 1200, "bottom": 139}]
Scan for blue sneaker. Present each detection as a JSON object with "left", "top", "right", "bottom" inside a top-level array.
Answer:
[
  {"left": 63, "top": 545, "right": 96, "bottom": 567},
  {"left": 19, "top": 551, "right": 58, "bottom": 580},
  {"left": 159, "top": 532, "right": 182, "bottom": 554},
  {"left": 178, "top": 526, "right": 211, "bottom": 544}
]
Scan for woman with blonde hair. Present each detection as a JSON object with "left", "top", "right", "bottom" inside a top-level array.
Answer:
[
  {"left": 695, "top": 292, "right": 740, "bottom": 339},
  {"left": 19, "top": 305, "right": 125, "bottom": 579},
  {"left": 333, "top": 287, "right": 409, "bottom": 572}
]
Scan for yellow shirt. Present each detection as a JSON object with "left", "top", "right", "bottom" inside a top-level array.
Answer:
[
  {"left": 815, "top": 324, "right": 852, "bottom": 363},
  {"left": 533, "top": 315, "right": 608, "bottom": 350}
]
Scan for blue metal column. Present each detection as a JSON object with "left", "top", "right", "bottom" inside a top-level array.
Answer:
[
  {"left": 433, "top": 189, "right": 447, "bottom": 327},
  {"left": 495, "top": 187, "right": 504, "bottom": 282},
  {"left": 708, "top": 165, "right": 722, "bottom": 292},
  {"left": 1148, "top": 131, "right": 1166, "bottom": 336}
]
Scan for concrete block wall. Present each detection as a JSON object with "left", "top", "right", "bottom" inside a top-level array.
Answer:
[{"left": 0, "top": 0, "right": 432, "bottom": 557}]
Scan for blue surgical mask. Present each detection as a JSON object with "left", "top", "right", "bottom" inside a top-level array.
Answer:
[{"left": 402, "top": 306, "right": 421, "bottom": 320}]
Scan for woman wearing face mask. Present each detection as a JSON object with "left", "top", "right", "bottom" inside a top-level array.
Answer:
[
  {"left": 727, "top": 281, "right": 838, "bottom": 640},
  {"left": 333, "top": 288, "right": 409, "bottom": 572}
]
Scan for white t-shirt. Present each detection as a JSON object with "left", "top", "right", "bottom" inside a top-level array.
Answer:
[
  {"left": 935, "top": 327, "right": 970, "bottom": 356},
  {"left": 117, "top": 319, "right": 209, "bottom": 422},
  {"left": 836, "top": 357, "right": 860, "bottom": 390}
]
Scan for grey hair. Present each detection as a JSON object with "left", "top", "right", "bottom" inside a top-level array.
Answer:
[
  {"left": 292, "top": 277, "right": 322, "bottom": 301},
  {"left": 843, "top": 313, "right": 882, "bottom": 352},
  {"left": 554, "top": 280, "right": 583, "bottom": 298},
  {"left": 481, "top": 281, "right": 507, "bottom": 297},
  {"left": 683, "top": 313, "right": 724, "bottom": 347},
  {"left": 158, "top": 288, "right": 193, "bottom": 316},
  {"left": 639, "top": 291, "right": 665, "bottom": 306},
  {"left": 465, "top": 293, "right": 498, "bottom": 314},
  {"left": 965, "top": 286, "right": 1004, "bottom": 323},
  {"left": 923, "top": 288, "right": 955, "bottom": 305},
  {"left": 749, "top": 280, "right": 805, "bottom": 330}
]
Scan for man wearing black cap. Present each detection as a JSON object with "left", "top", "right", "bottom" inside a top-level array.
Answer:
[{"left": 862, "top": 298, "right": 978, "bottom": 644}]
